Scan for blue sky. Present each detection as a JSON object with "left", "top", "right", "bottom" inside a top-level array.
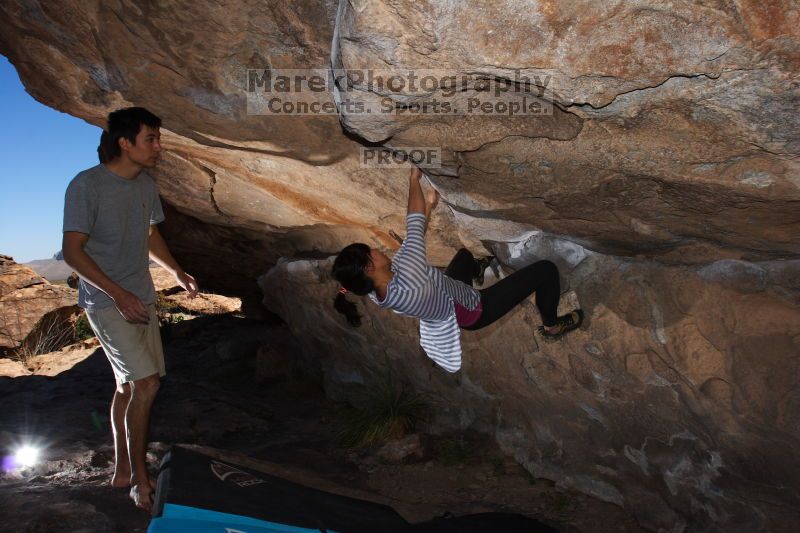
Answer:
[{"left": 0, "top": 55, "right": 101, "bottom": 263}]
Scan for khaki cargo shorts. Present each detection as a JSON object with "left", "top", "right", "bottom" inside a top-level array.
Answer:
[{"left": 86, "top": 304, "right": 165, "bottom": 384}]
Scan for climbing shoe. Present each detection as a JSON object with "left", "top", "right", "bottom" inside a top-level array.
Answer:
[
  {"left": 473, "top": 255, "right": 499, "bottom": 285},
  {"left": 537, "top": 309, "right": 584, "bottom": 341}
]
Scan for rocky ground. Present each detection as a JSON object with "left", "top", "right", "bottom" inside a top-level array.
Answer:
[
  {"left": 1, "top": 2, "right": 799, "bottom": 529},
  {"left": 0, "top": 305, "right": 644, "bottom": 532}
]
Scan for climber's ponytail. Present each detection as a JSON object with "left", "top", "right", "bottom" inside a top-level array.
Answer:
[
  {"left": 334, "top": 289, "right": 362, "bottom": 327},
  {"left": 331, "top": 243, "right": 376, "bottom": 327}
]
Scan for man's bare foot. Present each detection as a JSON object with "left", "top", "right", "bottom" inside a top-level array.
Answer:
[
  {"left": 130, "top": 482, "right": 154, "bottom": 511},
  {"left": 110, "top": 469, "right": 131, "bottom": 488}
]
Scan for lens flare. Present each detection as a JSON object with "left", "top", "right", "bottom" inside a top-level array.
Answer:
[{"left": 14, "top": 445, "right": 40, "bottom": 468}]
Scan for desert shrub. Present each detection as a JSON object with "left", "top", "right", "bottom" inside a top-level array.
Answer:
[
  {"left": 336, "top": 372, "right": 429, "bottom": 448},
  {"left": 74, "top": 312, "right": 95, "bottom": 341},
  {"left": 156, "top": 293, "right": 180, "bottom": 316},
  {"left": 14, "top": 313, "right": 75, "bottom": 363},
  {"left": 165, "top": 313, "right": 185, "bottom": 325}
]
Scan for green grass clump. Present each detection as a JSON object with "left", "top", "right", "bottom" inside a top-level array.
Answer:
[{"left": 337, "top": 372, "right": 429, "bottom": 448}]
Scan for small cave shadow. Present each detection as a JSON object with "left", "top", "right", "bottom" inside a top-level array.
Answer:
[
  {"left": 0, "top": 312, "right": 281, "bottom": 445},
  {"left": 0, "top": 344, "right": 116, "bottom": 449}
]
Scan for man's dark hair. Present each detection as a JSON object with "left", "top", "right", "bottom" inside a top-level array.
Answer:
[
  {"left": 331, "top": 243, "right": 376, "bottom": 327},
  {"left": 98, "top": 107, "right": 162, "bottom": 163}
]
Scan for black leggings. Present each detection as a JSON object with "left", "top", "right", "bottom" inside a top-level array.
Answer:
[{"left": 444, "top": 248, "right": 560, "bottom": 329}]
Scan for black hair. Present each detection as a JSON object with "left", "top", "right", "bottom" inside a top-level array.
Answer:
[
  {"left": 331, "top": 243, "right": 375, "bottom": 327},
  {"left": 97, "top": 106, "right": 162, "bottom": 163}
]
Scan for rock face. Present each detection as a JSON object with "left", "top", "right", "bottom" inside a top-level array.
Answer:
[
  {"left": 1, "top": 1, "right": 799, "bottom": 530},
  {"left": 2, "top": 1, "right": 797, "bottom": 287},
  {"left": 260, "top": 244, "right": 800, "bottom": 532},
  {"left": 331, "top": 0, "right": 800, "bottom": 263},
  {"left": 0, "top": 255, "right": 79, "bottom": 353}
]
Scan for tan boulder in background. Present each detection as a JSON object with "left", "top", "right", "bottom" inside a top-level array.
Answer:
[{"left": 0, "top": 255, "right": 79, "bottom": 353}]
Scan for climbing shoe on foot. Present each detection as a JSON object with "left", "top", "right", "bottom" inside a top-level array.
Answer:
[
  {"left": 537, "top": 309, "right": 584, "bottom": 341},
  {"left": 474, "top": 255, "right": 498, "bottom": 285}
]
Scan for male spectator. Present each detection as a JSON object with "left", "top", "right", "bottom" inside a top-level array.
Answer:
[{"left": 63, "top": 107, "right": 198, "bottom": 510}]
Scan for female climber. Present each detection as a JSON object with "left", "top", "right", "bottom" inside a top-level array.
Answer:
[{"left": 332, "top": 166, "right": 583, "bottom": 372}]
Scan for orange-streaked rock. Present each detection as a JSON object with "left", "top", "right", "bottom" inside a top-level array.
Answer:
[{"left": 0, "top": 255, "right": 79, "bottom": 351}]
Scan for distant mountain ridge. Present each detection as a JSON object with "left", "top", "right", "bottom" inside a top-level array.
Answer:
[
  {"left": 24, "top": 252, "right": 159, "bottom": 282},
  {"left": 25, "top": 251, "right": 72, "bottom": 282}
]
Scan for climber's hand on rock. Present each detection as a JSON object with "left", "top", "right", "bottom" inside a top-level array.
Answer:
[{"left": 424, "top": 184, "right": 440, "bottom": 211}]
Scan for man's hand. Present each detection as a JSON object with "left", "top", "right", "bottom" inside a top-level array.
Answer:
[
  {"left": 176, "top": 271, "right": 199, "bottom": 298},
  {"left": 149, "top": 226, "right": 197, "bottom": 298},
  {"left": 409, "top": 166, "right": 422, "bottom": 181},
  {"left": 112, "top": 289, "right": 150, "bottom": 324}
]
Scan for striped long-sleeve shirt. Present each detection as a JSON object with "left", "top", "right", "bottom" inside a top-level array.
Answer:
[{"left": 368, "top": 213, "right": 480, "bottom": 372}]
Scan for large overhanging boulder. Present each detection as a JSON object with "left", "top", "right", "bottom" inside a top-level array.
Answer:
[
  {"left": 331, "top": 0, "right": 800, "bottom": 262},
  {"left": 0, "top": 0, "right": 456, "bottom": 293},
  {"left": 1, "top": 1, "right": 799, "bottom": 530},
  {"left": 1, "top": 1, "right": 797, "bottom": 288}
]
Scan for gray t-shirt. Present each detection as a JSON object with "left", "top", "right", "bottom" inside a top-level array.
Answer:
[{"left": 63, "top": 164, "right": 165, "bottom": 309}]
